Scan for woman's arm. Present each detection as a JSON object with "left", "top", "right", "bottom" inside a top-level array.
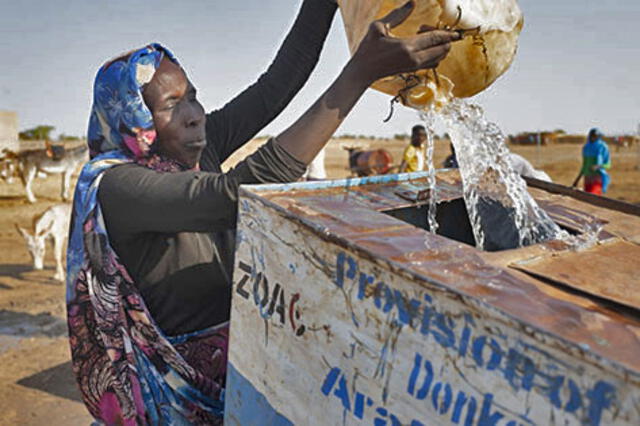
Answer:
[
  {"left": 99, "top": 139, "right": 305, "bottom": 236},
  {"left": 275, "top": 2, "right": 460, "bottom": 163},
  {"left": 101, "top": 2, "right": 459, "bottom": 237},
  {"left": 204, "top": 0, "right": 337, "bottom": 164}
]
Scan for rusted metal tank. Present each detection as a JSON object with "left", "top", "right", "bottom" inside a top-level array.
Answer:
[
  {"left": 224, "top": 169, "right": 640, "bottom": 425},
  {"left": 346, "top": 147, "right": 394, "bottom": 176}
]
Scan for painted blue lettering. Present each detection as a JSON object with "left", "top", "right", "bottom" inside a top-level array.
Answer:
[
  {"left": 374, "top": 282, "right": 385, "bottom": 310},
  {"left": 472, "top": 336, "right": 488, "bottom": 368},
  {"left": 335, "top": 252, "right": 346, "bottom": 288},
  {"left": 564, "top": 379, "right": 582, "bottom": 413},
  {"left": 374, "top": 407, "right": 388, "bottom": 426},
  {"left": 334, "top": 253, "right": 621, "bottom": 425},
  {"left": 472, "top": 336, "right": 503, "bottom": 371},
  {"left": 431, "top": 382, "right": 453, "bottom": 415},
  {"left": 458, "top": 314, "right": 474, "bottom": 358},
  {"left": 463, "top": 396, "right": 478, "bottom": 426},
  {"left": 333, "top": 375, "right": 352, "bottom": 412},
  {"left": 451, "top": 391, "right": 469, "bottom": 424},
  {"left": 431, "top": 313, "right": 456, "bottom": 348},
  {"left": 478, "top": 394, "right": 504, "bottom": 426},
  {"left": 379, "top": 282, "right": 394, "bottom": 312},
  {"left": 504, "top": 348, "right": 536, "bottom": 392},
  {"left": 416, "top": 359, "right": 435, "bottom": 400},
  {"left": 586, "top": 381, "right": 616, "bottom": 426},
  {"left": 533, "top": 370, "right": 570, "bottom": 410},
  {"left": 354, "top": 392, "right": 366, "bottom": 419},
  {"left": 335, "top": 252, "right": 356, "bottom": 288},
  {"left": 389, "top": 413, "right": 402, "bottom": 426},
  {"left": 358, "top": 272, "right": 374, "bottom": 300},
  {"left": 391, "top": 289, "right": 421, "bottom": 327},
  {"left": 548, "top": 375, "right": 565, "bottom": 409},
  {"left": 486, "top": 339, "right": 503, "bottom": 371},
  {"left": 321, "top": 367, "right": 341, "bottom": 396},
  {"left": 372, "top": 410, "right": 401, "bottom": 426},
  {"left": 346, "top": 257, "right": 357, "bottom": 280},
  {"left": 407, "top": 353, "right": 423, "bottom": 396}
]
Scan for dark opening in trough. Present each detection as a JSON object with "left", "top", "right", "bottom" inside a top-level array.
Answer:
[{"left": 383, "top": 198, "right": 575, "bottom": 252}]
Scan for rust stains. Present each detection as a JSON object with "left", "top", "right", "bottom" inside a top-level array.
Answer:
[{"left": 248, "top": 170, "right": 640, "bottom": 374}]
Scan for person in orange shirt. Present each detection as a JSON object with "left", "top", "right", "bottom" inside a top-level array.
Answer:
[{"left": 399, "top": 125, "right": 427, "bottom": 173}]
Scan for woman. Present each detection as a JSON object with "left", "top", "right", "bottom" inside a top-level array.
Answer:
[
  {"left": 572, "top": 127, "right": 611, "bottom": 195},
  {"left": 67, "top": 0, "right": 459, "bottom": 423}
]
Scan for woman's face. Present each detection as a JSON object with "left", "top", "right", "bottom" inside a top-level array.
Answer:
[{"left": 142, "top": 57, "right": 206, "bottom": 167}]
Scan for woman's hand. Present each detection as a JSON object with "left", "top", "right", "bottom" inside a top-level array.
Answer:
[
  {"left": 275, "top": 1, "right": 460, "bottom": 164},
  {"left": 349, "top": 1, "right": 461, "bottom": 86}
]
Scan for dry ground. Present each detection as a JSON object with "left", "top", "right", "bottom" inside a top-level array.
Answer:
[
  {"left": 0, "top": 139, "right": 638, "bottom": 424},
  {"left": 227, "top": 137, "right": 640, "bottom": 203}
]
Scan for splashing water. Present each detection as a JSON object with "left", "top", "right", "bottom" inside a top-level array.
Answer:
[
  {"left": 423, "top": 99, "right": 565, "bottom": 251},
  {"left": 421, "top": 107, "right": 439, "bottom": 234}
]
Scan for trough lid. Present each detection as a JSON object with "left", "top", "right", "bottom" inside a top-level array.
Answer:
[{"left": 510, "top": 240, "right": 640, "bottom": 310}]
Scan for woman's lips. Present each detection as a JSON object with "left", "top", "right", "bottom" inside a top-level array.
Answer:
[{"left": 184, "top": 139, "right": 206, "bottom": 149}]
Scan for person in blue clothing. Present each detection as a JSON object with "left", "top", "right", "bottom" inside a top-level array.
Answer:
[{"left": 572, "top": 128, "right": 611, "bottom": 195}]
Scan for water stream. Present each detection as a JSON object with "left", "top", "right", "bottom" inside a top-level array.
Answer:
[
  {"left": 421, "top": 107, "right": 439, "bottom": 235},
  {"left": 422, "top": 99, "right": 565, "bottom": 251}
]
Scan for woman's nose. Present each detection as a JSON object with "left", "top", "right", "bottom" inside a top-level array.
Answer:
[{"left": 185, "top": 101, "right": 204, "bottom": 128}]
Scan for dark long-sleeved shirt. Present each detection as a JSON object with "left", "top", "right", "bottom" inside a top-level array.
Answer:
[{"left": 98, "top": 0, "right": 337, "bottom": 336}]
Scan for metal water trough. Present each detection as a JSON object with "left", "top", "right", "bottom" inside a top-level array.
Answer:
[{"left": 224, "top": 170, "right": 640, "bottom": 425}]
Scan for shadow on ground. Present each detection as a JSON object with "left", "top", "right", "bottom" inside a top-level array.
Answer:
[
  {"left": 0, "top": 309, "right": 67, "bottom": 338},
  {"left": 17, "top": 360, "right": 83, "bottom": 403},
  {"left": 0, "top": 195, "right": 28, "bottom": 202},
  {"left": 0, "top": 264, "right": 31, "bottom": 280},
  {"left": 0, "top": 263, "right": 63, "bottom": 286}
]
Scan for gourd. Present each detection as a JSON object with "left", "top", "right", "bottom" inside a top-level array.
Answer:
[{"left": 337, "top": 0, "right": 524, "bottom": 109}]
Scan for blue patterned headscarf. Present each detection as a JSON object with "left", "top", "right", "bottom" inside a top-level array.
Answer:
[
  {"left": 87, "top": 43, "right": 178, "bottom": 159},
  {"left": 66, "top": 44, "right": 228, "bottom": 425},
  {"left": 68, "top": 43, "right": 182, "bottom": 299}
]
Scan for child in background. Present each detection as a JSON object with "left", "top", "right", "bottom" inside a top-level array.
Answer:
[{"left": 400, "top": 125, "right": 427, "bottom": 173}]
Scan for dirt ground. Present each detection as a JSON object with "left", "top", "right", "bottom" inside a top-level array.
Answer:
[{"left": 0, "top": 139, "right": 638, "bottom": 424}]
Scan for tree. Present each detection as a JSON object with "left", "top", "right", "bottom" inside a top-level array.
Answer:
[
  {"left": 58, "top": 133, "right": 81, "bottom": 141},
  {"left": 19, "top": 125, "right": 55, "bottom": 141}
]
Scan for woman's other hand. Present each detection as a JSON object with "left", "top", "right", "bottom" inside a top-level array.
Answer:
[
  {"left": 349, "top": 1, "right": 461, "bottom": 86},
  {"left": 275, "top": 0, "right": 460, "bottom": 164}
]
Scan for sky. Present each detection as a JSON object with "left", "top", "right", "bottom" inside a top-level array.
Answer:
[{"left": 0, "top": 0, "right": 639, "bottom": 139}]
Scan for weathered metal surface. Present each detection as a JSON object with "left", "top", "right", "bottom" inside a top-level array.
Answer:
[
  {"left": 225, "top": 171, "right": 640, "bottom": 425},
  {"left": 526, "top": 186, "right": 640, "bottom": 244},
  {"left": 511, "top": 240, "right": 640, "bottom": 310},
  {"left": 524, "top": 176, "right": 640, "bottom": 217}
]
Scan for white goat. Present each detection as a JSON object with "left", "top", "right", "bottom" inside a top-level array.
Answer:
[{"left": 16, "top": 204, "right": 72, "bottom": 282}]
